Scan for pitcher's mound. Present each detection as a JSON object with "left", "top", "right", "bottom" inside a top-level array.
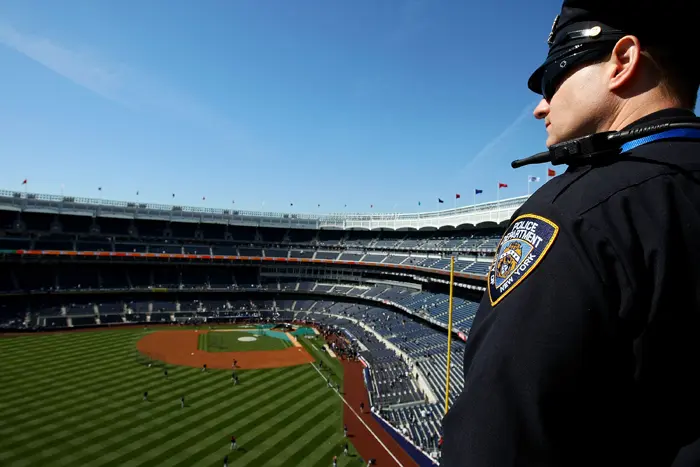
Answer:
[{"left": 238, "top": 336, "right": 257, "bottom": 342}]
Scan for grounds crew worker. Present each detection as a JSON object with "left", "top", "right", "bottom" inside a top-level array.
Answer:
[{"left": 441, "top": 1, "right": 700, "bottom": 466}]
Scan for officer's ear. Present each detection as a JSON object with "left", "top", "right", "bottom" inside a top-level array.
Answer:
[{"left": 607, "top": 35, "right": 644, "bottom": 93}]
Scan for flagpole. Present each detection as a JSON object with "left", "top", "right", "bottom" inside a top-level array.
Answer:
[
  {"left": 528, "top": 178, "right": 531, "bottom": 195},
  {"left": 473, "top": 190, "right": 476, "bottom": 206}
]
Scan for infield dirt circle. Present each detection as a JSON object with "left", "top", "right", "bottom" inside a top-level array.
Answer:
[{"left": 137, "top": 330, "right": 315, "bottom": 369}]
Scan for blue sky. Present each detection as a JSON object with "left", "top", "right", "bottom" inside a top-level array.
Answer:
[{"left": 0, "top": 0, "right": 645, "bottom": 214}]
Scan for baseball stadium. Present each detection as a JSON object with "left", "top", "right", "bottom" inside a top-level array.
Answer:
[{"left": 0, "top": 190, "right": 525, "bottom": 466}]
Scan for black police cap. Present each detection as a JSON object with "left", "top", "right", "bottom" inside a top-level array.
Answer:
[{"left": 528, "top": 0, "right": 699, "bottom": 97}]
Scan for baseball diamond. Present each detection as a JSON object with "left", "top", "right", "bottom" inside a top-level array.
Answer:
[
  {"left": 139, "top": 329, "right": 313, "bottom": 369},
  {"left": 0, "top": 327, "right": 382, "bottom": 466}
]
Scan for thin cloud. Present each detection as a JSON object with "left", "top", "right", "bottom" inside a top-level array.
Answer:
[
  {"left": 0, "top": 23, "right": 245, "bottom": 138},
  {"left": 0, "top": 23, "right": 127, "bottom": 103},
  {"left": 460, "top": 99, "right": 540, "bottom": 175}
]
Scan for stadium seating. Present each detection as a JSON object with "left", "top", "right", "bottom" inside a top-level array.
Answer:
[
  {"left": 290, "top": 303, "right": 460, "bottom": 453},
  {"left": 0, "top": 209, "right": 502, "bottom": 285}
]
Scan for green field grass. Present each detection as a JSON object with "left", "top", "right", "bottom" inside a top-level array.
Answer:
[
  {"left": 298, "top": 336, "right": 345, "bottom": 390},
  {"left": 198, "top": 331, "right": 289, "bottom": 352},
  {"left": 0, "top": 329, "right": 364, "bottom": 466}
]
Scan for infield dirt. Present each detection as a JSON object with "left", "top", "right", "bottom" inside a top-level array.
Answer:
[{"left": 137, "top": 330, "right": 315, "bottom": 369}]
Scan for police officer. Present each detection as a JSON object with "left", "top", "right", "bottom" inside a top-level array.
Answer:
[{"left": 441, "top": 1, "right": 700, "bottom": 466}]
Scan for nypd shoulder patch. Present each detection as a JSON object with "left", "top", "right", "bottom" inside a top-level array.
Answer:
[{"left": 488, "top": 213, "right": 559, "bottom": 306}]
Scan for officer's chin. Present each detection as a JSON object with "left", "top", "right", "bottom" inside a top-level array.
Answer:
[{"left": 545, "top": 133, "right": 560, "bottom": 148}]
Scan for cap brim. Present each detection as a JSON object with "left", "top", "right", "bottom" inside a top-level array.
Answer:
[{"left": 527, "top": 63, "right": 546, "bottom": 96}]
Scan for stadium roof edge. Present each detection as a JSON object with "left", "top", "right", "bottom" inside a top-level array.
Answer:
[{"left": 0, "top": 188, "right": 528, "bottom": 230}]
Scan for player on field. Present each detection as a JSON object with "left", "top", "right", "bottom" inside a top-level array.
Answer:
[
  {"left": 230, "top": 435, "right": 237, "bottom": 450},
  {"left": 181, "top": 395, "right": 185, "bottom": 409},
  {"left": 343, "top": 424, "right": 348, "bottom": 437},
  {"left": 164, "top": 369, "right": 168, "bottom": 379},
  {"left": 333, "top": 455, "right": 337, "bottom": 467},
  {"left": 344, "top": 442, "right": 349, "bottom": 456},
  {"left": 143, "top": 391, "right": 148, "bottom": 401},
  {"left": 223, "top": 455, "right": 228, "bottom": 467}
]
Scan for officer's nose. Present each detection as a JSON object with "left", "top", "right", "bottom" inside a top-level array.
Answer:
[{"left": 533, "top": 99, "right": 549, "bottom": 120}]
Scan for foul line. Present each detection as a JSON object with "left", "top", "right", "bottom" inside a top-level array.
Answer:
[{"left": 309, "top": 362, "right": 404, "bottom": 467}]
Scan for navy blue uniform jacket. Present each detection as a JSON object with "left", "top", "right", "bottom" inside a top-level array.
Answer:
[{"left": 441, "top": 109, "right": 700, "bottom": 467}]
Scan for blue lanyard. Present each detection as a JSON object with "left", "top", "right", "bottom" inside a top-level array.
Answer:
[{"left": 620, "top": 128, "right": 700, "bottom": 153}]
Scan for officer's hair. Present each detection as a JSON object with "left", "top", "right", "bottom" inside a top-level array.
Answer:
[{"left": 641, "top": 46, "right": 699, "bottom": 110}]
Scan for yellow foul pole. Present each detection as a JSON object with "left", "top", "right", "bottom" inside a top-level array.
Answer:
[{"left": 444, "top": 256, "right": 455, "bottom": 415}]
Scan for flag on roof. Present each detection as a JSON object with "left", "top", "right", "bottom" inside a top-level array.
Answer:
[
  {"left": 528, "top": 176, "right": 540, "bottom": 182},
  {"left": 475, "top": 189, "right": 483, "bottom": 195},
  {"left": 22, "top": 179, "right": 27, "bottom": 185},
  {"left": 438, "top": 198, "right": 444, "bottom": 203},
  {"left": 455, "top": 193, "right": 461, "bottom": 199},
  {"left": 548, "top": 168, "right": 556, "bottom": 177},
  {"left": 498, "top": 183, "right": 508, "bottom": 188}
]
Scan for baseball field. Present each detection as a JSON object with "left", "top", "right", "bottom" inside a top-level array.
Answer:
[{"left": 0, "top": 327, "right": 366, "bottom": 466}]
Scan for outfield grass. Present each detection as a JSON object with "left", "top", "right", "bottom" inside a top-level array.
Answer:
[
  {"left": 198, "top": 331, "right": 289, "bottom": 352},
  {"left": 299, "top": 336, "right": 345, "bottom": 389},
  {"left": 0, "top": 329, "right": 364, "bottom": 466}
]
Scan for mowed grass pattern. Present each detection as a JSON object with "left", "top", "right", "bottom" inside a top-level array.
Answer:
[{"left": 0, "top": 330, "right": 365, "bottom": 466}]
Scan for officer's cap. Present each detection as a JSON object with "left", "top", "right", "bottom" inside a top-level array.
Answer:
[{"left": 528, "top": 0, "right": 699, "bottom": 97}]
